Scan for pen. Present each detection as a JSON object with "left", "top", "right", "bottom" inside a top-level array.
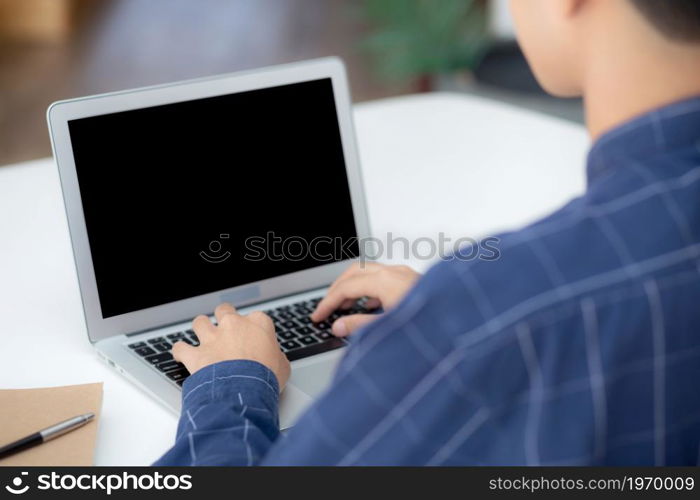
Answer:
[{"left": 0, "top": 413, "right": 95, "bottom": 460}]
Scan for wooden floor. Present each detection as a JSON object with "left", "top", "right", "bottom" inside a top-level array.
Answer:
[{"left": 0, "top": 0, "right": 415, "bottom": 166}]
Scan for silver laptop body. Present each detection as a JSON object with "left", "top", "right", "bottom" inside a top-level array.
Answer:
[{"left": 47, "top": 58, "right": 372, "bottom": 429}]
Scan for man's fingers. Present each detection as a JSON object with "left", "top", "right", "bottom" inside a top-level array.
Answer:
[
  {"left": 192, "top": 314, "right": 216, "bottom": 340},
  {"left": 339, "top": 298, "right": 356, "bottom": 310},
  {"left": 332, "top": 261, "right": 382, "bottom": 287},
  {"left": 332, "top": 314, "right": 378, "bottom": 337},
  {"left": 247, "top": 310, "right": 274, "bottom": 333},
  {"left": 365, "top": 297, "right": 381, "bottom": 310},
  {"left": 171, "top": 340, "right": 196, "bottom": 364},
  {"left": 312, "top": 274, "right": 382, "bottom": 322},
  {"left": 214, "top": 302, "right": 238, "bottom": 324},
  {"left": 326, "top": 262, "right": 381, "bottom": 297},
  {"left": 312, "top": 262, "right": 388, "bottom": 320}
]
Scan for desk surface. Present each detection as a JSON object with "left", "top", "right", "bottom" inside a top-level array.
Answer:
[{"left": 0, "top": 92, "right": 589, "bottom": 465}]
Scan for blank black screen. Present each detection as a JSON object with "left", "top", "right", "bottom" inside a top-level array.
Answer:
[{"left": 68, "top": 78, "right": 359, "bottom": 318}]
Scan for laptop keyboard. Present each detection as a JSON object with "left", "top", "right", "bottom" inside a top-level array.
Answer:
[{"left": 125, "top": 296, "right": 378, "bottom": 387}]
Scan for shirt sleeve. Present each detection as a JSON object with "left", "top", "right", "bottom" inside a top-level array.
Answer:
[
  {"left": 155, "top": 257, "right": 504, "bottom": 466},
  {"left": 153, "top": 359, "right": 281, "bottom": 466}
]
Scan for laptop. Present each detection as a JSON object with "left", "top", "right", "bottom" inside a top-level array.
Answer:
[{"left": 47, "top": 57, "right": 373, "bottom": 429}]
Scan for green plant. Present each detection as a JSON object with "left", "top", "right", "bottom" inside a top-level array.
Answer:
[{"left": 361, "top": 0, "right": 489, "bottom": 81}]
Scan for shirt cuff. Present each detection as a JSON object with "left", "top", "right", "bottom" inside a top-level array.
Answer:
[{"left": 180, "top": 360, "right": 280, "bottom": 415}]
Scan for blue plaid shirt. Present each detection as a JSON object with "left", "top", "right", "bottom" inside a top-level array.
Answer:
[{"left": 156, "top": 96, "right": 700, "bottom": 466}]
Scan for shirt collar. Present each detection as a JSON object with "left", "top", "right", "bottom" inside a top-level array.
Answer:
[{"left": 587, "top": 95, "right": 700, "bottom": 182}]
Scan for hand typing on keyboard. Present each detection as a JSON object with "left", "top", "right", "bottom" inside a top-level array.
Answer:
[
  {"left": 311, "top": 262, "right": 420, "bottom": 337},
  {"left": 150, "top": 263, "right": 419, "bottom": 387},
  {"left": 171, "top": 303, "right": 291, "bottom": 389}
]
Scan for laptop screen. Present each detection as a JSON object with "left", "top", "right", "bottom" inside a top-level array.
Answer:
[{"left": 68, "top": 78, "right": 360, "bottom": 319}]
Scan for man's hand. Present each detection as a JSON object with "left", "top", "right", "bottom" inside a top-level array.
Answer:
[
  {"left": 172, "top": 303, "right": 290, "bottom": 391},
  {"left": 311, "top": 262, "right": 420, "bottom": 337}
]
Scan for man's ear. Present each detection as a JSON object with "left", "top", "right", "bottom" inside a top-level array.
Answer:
[
  {"left": 560, "top": 0, "right": 589, "bottom": 18},
  {"left": 547, "top": 0, "right": 591, "bottom": 19}
]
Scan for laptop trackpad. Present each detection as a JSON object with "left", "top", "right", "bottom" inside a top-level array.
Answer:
[
  {"left": 290, "top": 351, "right": 343, "bottom": 398},
  {"left": 279, "top": 383, "right": 313, "bottom": 430},
  {"left": 279, "top": 352, "right": 344, "bottom": 429}
]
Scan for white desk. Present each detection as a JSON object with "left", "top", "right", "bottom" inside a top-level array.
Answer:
[{"left": 0, "top": 92, "right": 589, "bottom": 465}]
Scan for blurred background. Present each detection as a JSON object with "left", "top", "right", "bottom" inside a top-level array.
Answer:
[{"left": 0, "top": 0, "right": 583, "bottom": 167}]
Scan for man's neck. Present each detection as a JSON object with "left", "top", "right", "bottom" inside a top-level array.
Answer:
[{"left": 582, "top": 35, "right": 700, "bottom": 140}]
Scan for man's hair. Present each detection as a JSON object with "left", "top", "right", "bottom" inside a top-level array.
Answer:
[{"left": 629, "top": 0, "right": 700, "bottom": 41}]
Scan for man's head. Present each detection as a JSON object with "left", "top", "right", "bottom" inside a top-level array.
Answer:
[{"left": 509, "top": 0, "right": 700, "bottom": 98}]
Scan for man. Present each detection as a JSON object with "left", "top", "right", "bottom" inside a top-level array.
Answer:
[{"left": 156, "top": 0, "right": 700, "bottom": 465}]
